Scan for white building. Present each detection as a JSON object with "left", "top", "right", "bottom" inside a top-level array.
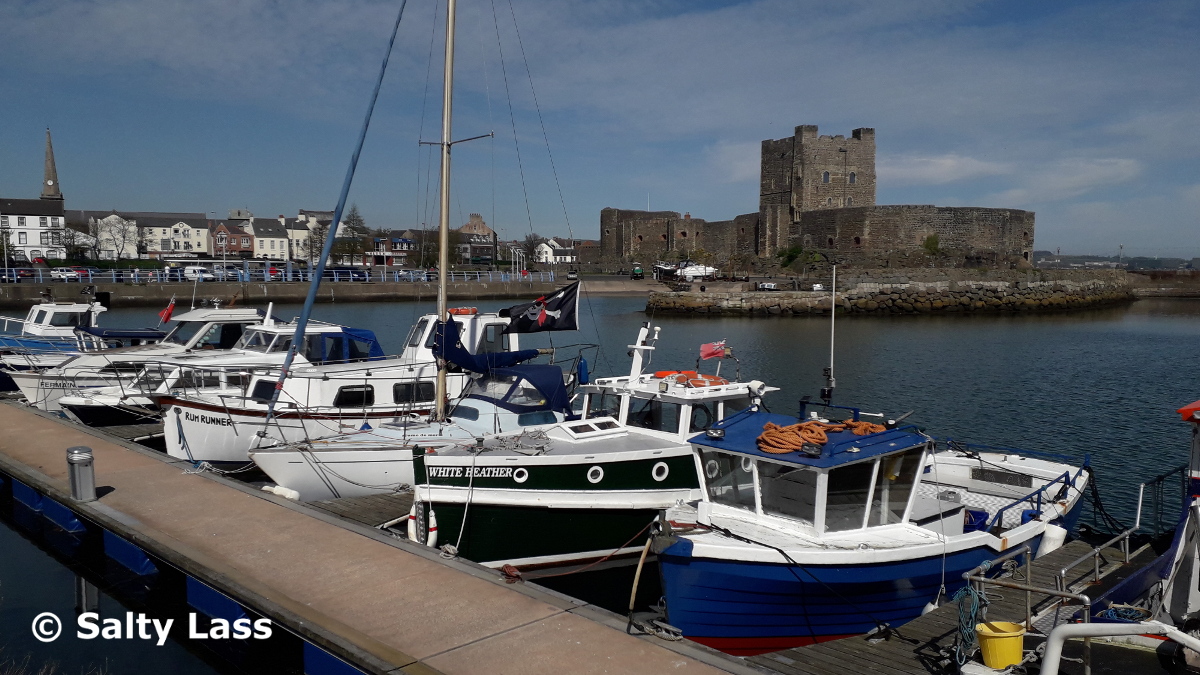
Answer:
[
  {"left": 248, "top": 217, "right": 289, "bottom": 260},
  {"left": 0, "top": 130, "right": 67, "bottom": 261},
  {"left": 534, "top": 238, "right": 577, "bottom": 265}
]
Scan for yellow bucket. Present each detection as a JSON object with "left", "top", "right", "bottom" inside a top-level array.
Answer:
[{"left": 976, "top": 621, "right": 1026, "bottom": 669}]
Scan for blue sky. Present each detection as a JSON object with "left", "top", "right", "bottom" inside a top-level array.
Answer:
[{"left": 1, "top": 0, "right": 1197, "bottom": 257}]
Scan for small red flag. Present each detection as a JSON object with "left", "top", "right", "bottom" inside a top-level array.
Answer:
[
  {"left": 158, "top": 298, "right": 176, "bottom": 323},
  {"left": 700, "top": 340, "right": 726, "bottom": 360}
]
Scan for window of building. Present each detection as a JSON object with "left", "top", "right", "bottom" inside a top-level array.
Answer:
[
  {"left": 822, "top": 171, "right": 830, "bottom": 183},
  {"left": 828, "top": 237, "right": 835, "bottom": 246},
  {"left": 39, "top": 232, "right": 48, "bottom": 245},
  {"left": 660, "top": 234, "right": 667, "bottom": 241},
  {"left": 854, "top": 236, "right": 861, "bottom": 246},
  {"left": 18, "top": 233, "right": 27, "bottom": 244},
  {"left": 679, "top": 231, "right": 688, "bottom": 238},
  {"left": 39, "top": 217, "right": 47, "bottom": 227},
  {"left": 270, "top": 240, "right": 276, "bottom": 250},
  {"left": 173, "top": 229, "right": 179, "bottom": 236},
  {"left": 160, "top": 239, "right": 171, "bottom": 250},
  {"left": 846, "top": 197, "right": 853, "bottom": 206},
  {"left": 827, "top": 197, "right": 833, "bottom": 205},
  {"left": 0, "top": 216, "right": 6, "bottom": 226},
  {"left": 242, "top": 238, "right": 249, "bottom": 246},
  {"left": 259, "top": 240, "right": 264, "bottom": 249},
  {"left": 849, "top": 172, "right": 856, "bottom": 184},
  {"left": 17, "top": 217, "right": 26, "bottom": 227},
  {"left": 636, "top": 235, "right": 643, "bottom": 242},
  {"left": 216, "top": 234, "right": 227, "bottom": 244},
  {"left": 182, "top": 229, "right": 189, "bottom": 238},
  {"left": 51, "top": 217, "right": 60, "bottom": 228},
  {"left": 50, "top": 232, "right": 61, "bottom": 246},
  {"left": 173, "top": 241, "right": 180, "bottom": 250}
]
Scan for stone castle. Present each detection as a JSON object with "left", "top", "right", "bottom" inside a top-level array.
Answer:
[{"left": 599, "top": 124, "right": 1034, "bottom": 269}]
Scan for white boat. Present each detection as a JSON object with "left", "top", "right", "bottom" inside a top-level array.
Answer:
[
  {"left": 157, "top": 310, "right": 530, "bottom": 466},
  {"left": 9, "top": 306, "right": 267, "bottom": 411}
]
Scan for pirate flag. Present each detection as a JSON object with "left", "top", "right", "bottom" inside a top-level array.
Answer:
[{"left": 500, "top": 281, "right": 580, "bottom": 334}]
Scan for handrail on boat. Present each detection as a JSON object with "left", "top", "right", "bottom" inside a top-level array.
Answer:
[
  {"left": 987, "top": 469, "right": 1079, "bottom": 532},
  {"left": 1055, "top": 482, "right": 1145, "bottom": 591}
]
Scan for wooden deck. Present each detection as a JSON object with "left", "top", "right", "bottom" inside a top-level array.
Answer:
[
  {"left": 308, "top": 492, "right": 415, "bottom": 530},
  {"left": 748, "top": 539, "right": 1163, "bottom": 675}
]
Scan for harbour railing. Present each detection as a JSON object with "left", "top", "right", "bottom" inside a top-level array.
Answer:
[
  {"left": 0, "top": 267, "right": 556, "bottom": 285},
  {"left": 1055, "top": 483, "right": 1145, "bottom": 591}
]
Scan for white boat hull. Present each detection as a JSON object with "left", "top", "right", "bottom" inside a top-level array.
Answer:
[{"left": 249, "top": 445, "right": 417, "bottom": 501}]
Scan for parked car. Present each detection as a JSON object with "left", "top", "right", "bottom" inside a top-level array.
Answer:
[
  {"left": 0, "top": 268, "right": 35, "bottom": 283},
  {"left": 50, "top": 267, "right": 82, "bottom": 281},
  {"left": 324, "top": 266, "right": 368, "bottom": 281},
  {"left": 757, "top": 281, "right": 779, "bottom": 291},
  {"left": 267, "top": 266, "right": 283, "bottom": 281},
  {"left": 630, "top": 264, "right": 644, "bottom": 280},
  {"left": 214, "top": 265, "right": 242, "bottom": 281},
  {"left": 182, "top": 266, "right": 215, "bottom": 282},
  {"left": 566, "top": 270, "right": 579, "bottom": 280}
]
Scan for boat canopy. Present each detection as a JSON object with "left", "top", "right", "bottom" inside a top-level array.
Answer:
[
  {"left": 689, "top": 410, "right": 926, "bottom": 469},
  {"left": 463, "top": 364, "right": 570, "bottom": 414},
  {"left": 314, "top": 327, "right": 385, "bottom": 363},
  {"left": 433, "top": 319, "right": 540, "bottom": 373}
]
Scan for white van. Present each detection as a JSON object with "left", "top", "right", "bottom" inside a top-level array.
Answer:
[{"left": 182, "top": 266, "right": 215, "bottom": 281}]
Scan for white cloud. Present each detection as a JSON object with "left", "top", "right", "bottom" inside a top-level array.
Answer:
[
  {"left": 706, "top": 141, "right": 761, "bottom": 183},
  {"left": 988, "top": 158, "right": 1143, "bottom": 206},
  {"left": 878, "top": 154, "right": 1011, "bottom": 186}
]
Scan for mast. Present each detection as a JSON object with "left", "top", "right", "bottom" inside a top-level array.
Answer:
[{"left": 433, "top": 0, "right": 457, "bottom": 421}]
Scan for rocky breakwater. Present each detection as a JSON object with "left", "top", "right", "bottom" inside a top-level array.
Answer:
[{"left": 647, "top": 269, "right": 1134, "bottom": 316}]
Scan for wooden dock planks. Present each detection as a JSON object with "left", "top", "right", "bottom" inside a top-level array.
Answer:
[
  {"left": 307, "top": 492, "right": 415, "bottom": 529},
  {"left": 748, "top": 539, "right": 1150, "bottom": 675}
]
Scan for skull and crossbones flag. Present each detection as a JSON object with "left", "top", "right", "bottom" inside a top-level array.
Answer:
[{"left": 500, "top": 281, "right": 580, "bottom": 334}]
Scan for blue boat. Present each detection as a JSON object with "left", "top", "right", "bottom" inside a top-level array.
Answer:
[{"left": 655, "top": 406, "right": 1089, "bottom": 655}]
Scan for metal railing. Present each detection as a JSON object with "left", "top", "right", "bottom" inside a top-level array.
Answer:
[
  {"left": 1056, "top": 483, "right": 1145, "bottom": 591},
  {"left": 1145, "top": 464, "right": 1189, "bottom": 536},
  {"left": 964, "top": 545, "right": 1096, "bottom": 675},
  {"left": 987, "top": 469, "right": 1080, "bottom": 531},
  {"left": 0, "top": 267, "right": 556, "bottom": 285}
]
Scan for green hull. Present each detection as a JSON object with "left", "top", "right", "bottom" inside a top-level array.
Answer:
[{"left": 422, "top": 502, "right": 658, "bottom": 566}]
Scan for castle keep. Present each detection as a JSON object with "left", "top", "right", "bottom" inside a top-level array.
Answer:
[{"left": 599, "top": 124, "right": 1033, "bottom": 268}]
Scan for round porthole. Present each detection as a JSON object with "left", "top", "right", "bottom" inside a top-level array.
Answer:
[
  {"left": 587, "top": 466, "right": 604, "bottom": 484},
  {"left": 741, "top": 456, "right": 754, "bottom": 473},
  {"left": 174, "top": 407, "right": 182, "bottom": 414},
  {"left": 652, "top": 462, "right": 669, "bottom": 482},
  {"left": 705, "top": 459, "right": 719, "bottom": 479},
  {"left": 513, "top": 468, "right": 529, "bottom": 483}
]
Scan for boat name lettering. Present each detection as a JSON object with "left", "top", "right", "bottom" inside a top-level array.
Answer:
[
  {"left": 183, "top": 411, "right": 234, "bottom": 427},
  {"left": 428, "top": 466, "right": 514, "bottom": 479}
]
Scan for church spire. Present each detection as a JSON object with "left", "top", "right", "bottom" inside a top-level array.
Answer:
[{"left": 41, "top": 128, "right": 63, "bottom": 201}]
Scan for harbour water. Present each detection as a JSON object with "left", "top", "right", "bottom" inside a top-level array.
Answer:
[{"left": 3, "top": 293, "right": 1197, "bottom": 670}]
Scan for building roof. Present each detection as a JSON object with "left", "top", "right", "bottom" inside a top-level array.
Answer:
[
  {"left": 299, "top": 209, "right": 335, "bottom": 220},
  {"left": 0, "top": 198, "right": 65, "bottom": 217},
  {"left": 250, "top": 219, "right": 287, "bottom": 238},
  {"left": 283, "top": 218, "right": 310, "bottom": 232}
]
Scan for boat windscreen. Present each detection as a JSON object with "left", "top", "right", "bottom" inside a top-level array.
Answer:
[{"left": 165, "top": 321, "right": 205, "bottom": 346}]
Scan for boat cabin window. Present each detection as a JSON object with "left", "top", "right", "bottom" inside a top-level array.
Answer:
[
  {"left": 825, "top": 460, "right": 878, "bottom": 532},
  {"left": 249, "top": 379, "right": 276, "bottom": 403},
  {"left": 393, "top": 381, "right": 435, "bottom": 404},
  {"left": 508, "top": 380, "right": 547, "bottom": 407},
  {"left": 193, "top": 323, "right": 244, "bottom": 350},
  {"left": 759, "top": 461, "right": 818, "bottom": 525},
  {"left": 518, "top": 411, "right": 557, "bottom": 426},
  {"left": 451, "top": 404, "right": 480, "bottom": 421},
  {"left": 586, "top": 391, "right": 620, "bottom": 419},
  {"left": 478, "top": 323, "right": 510, "bottom": 354},
  {"left": 133, "top": 365, "right": 169, "bottom": 390},
  {"left": 628, "top": 398, "right": 682, "bottom": 434},
  {"left": 235, "top": 330, "right": 273, "bottom": 352},
  {"left": 689, "top": 403, "right": 715, "bottom": 432},
  {"left": 97, "top": 362, "right": 143, "bottom": 376},
  {"left": 48, "top": 312, "right": 87, "bottom": 327},
  {"left": 269, "top": 336, "right": 292, "bottom": 354},
  {"left": 165, "top": 321, "right": 206, "bottom": 346},
  {"left": 700, "top": 450, "right": 756, "bottom": 511},
  {"left": 32, "top": 310, "right": 47, "bottom": 325},
  {"left": 333, "top": 385, "right": 375, "bottom": 408},
  {"left": 867, "top": 447, "right": 925, "bottom": 527},
  {"left": 406, "top": 319, "right": 429, "bottom": 348},
  {"left": 225, "top": 372, "right": 251, "bottom": 390}
]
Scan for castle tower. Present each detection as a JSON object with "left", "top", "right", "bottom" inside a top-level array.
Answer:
[
  {"left": 759, "top": 124, "right": 875, "bottom": 256},
  {"left": 41, "top": 128, "right": 63, "bottom": 201}
]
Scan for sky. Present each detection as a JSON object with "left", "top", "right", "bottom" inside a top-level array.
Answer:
[{"left": 0, "top": 0, "right": 1197, "bottom": 257}]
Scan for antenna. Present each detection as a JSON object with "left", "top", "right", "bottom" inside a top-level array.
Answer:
[{"left": 821, "top": 265, "right": 836, "bottom": 404}]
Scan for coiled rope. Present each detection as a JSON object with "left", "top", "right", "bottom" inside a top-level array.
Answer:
[
  {"left": 757, "top": 419, "right": 887, "bottom": 453},
  {"left": 953, "top": 561, "right": 990, "bottom": 666}
]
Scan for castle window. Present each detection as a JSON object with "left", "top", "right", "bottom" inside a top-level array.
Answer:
[
  {"left": 827, "top": 198, "right": 833, "bottom": 205},
  {"left": 679, "top": 231, "right": 688, "bottom": 238},
  {"left": 636, "top": 235, "right": 643, "bottom": 242},
  {"left": 660, "top": 234, "right": 667, "bottom": 241},
  {"left": 822, "top": 171, "right": 830, "bottom": 183},
  {"left": 854, "top": 236, "right": 861, "bottom": 246},
  {"left": 605, "top": 229, "right": 610, "bottom": 235},
  {"left": 827, "top": 238, "right": 835, "bottom": 247},
  {"left": 846, "top": 197, "right": 853, "bottom": 206},
  {"left": 740, "top": 228, "right": 745, "bottom": 234},
  {"left": 849, "top": 172, "right": 856, "bottom": 184}
]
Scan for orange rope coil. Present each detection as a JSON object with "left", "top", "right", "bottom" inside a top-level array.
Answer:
[{"left": 756, "top": 418, "right": 887, "bottom": 454}]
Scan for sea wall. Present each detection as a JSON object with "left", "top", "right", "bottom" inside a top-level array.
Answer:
[{"left": 647, "top": 269, "right": 1134, "bottom": 315}]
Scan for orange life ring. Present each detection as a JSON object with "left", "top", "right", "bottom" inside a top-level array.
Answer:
[
  {"left": 447, "top": 307, "right": 477, "bottom": 315},
  {"left": 653, "top": 370, "right": 681, "bottom": 379},
  {"left": 686, "top": 374, "right": 729, "bottom": 387}
]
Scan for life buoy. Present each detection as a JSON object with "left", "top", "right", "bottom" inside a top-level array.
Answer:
[
  {"left": 653, "top": 370, "right": 681, "bottom": 379},
  {"left": 406, "top": 504, "right": 418, "bottom": 541},
  {"left": 448, "top": 307, "right": 477, "bottom": 315},
  {"left": 427, "top": 509, "right": 439, "bottom": 548},
  {"left": 686, "top": 374, "right": 729, "bottom": 387}
]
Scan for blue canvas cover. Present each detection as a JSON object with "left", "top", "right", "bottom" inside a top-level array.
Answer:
[
  {"left": 433, "top": 319, "right": 542, "bottom": 373},
  {"left": 468, "top": 364, "right": 571, "bottom": 414},
  {"left": 315, "top": 327, "right": 385, "bottom": 363},
  {"left": 689, "top": 410, "right": 926, "bottom": 469}
]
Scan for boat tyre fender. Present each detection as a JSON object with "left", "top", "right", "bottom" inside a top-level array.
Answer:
[
  {"left": 427, "top": 509, "right": 439, "bottom": 549},
  {"left": 406, "top": 503, "right": 418, "bottom": 542}
]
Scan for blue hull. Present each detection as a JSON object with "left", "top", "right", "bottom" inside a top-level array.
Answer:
[{"left": 659, "top": 534, "right": 1042, "bottom": 655}]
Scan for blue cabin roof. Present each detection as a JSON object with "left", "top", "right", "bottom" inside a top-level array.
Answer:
[{"left": 688, "top": 410, "right": 927, "bottom": 469}]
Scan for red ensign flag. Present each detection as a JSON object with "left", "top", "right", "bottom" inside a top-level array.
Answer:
[
  {"left": 700, "top": 341, "right": 726, "bottom": 360},
  {"left": 158, "top": 298, "right": 176, "bottom": 323}
]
